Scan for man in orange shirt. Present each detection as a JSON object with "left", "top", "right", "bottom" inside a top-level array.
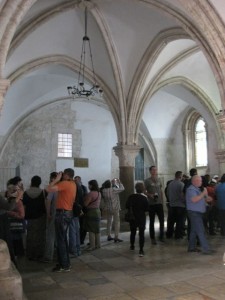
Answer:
[{"left": 47, "top": 168, "right": 76, "bottom": 272}]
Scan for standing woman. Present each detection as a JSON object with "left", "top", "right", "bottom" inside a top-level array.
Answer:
[
  {"left": 7, "top": 176, "right": 25, "bottom": 257},
  {"left": 101, "top": 178, "right": 124, "bottom": 242},
  {"left": 0, "top": 191, "right": 22, "bottom": 267},
  {"left": 23, "top": 175, "right": 47, "bottom": 261},
  {"left": 126, "top": 182, "right": 149, "bottom": 257},
  {"left": 84, "top": 180, "right": 101, "bottom": 250}
]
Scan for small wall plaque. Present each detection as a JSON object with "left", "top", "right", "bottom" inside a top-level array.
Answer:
[{"left": 74, "top": 158, "right": 89, "bottom": 168}]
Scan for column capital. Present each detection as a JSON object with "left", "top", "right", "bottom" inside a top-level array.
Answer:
[
  {"left": 216, "top": 150, "right": 225, "bottom": 162},
  {"left": 216, "top": 114, "right": 225, "bottom": 131},
  {"left": 0, "top": 78, "right": 10, "bottom": 95},
  {"left": 113, "top": 144, "right": 141, "bottom": 167},
  {"left": 0, "top": 78, "right": 10, "bottom": 113}
]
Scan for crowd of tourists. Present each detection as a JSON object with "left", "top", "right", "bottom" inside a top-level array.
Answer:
[{"left": 0, "top": 166, "right": 224, "bottom": 272}]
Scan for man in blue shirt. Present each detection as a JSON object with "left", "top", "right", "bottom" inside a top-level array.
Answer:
[{"left": 186, "top": 175, "right": 213, "bottom": 254}]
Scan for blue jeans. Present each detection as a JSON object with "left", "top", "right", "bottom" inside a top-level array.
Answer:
[
  {"left": 55, "top": 210, "right": 73, "bottom": 268},
  {"left": 44, "top": 215, "right": 55, "bottom": 260},
  {"left": 187, "top": 210, "right": 210, "bottom": 252},
  {"left": 69, "top": 217, "right": 80, "bottom": 255}
]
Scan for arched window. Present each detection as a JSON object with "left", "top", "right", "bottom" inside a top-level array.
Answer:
[
  {"left": 183, "top": 110, "right": 208, "bottom": 172},
  {"left": 195, "top": 118, "right": 208, "bottom": 167}
]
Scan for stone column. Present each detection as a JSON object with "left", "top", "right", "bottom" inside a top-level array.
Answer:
[
  {"left": 216, "top": 150, "right": 225, "bottom": 175},
  {"left": 217, "top": 114, "right": 225, "bottom": 131},
  {"left": 0, "top": 239, "right": 26, "bottom": 300},
  {"left": 215, "top": 114, "right": 225, "bottom": 173},
  {"left": 0, "top": 78, "right": 10, "bottom": 114},
  {"left": 113, "top": 144, "right": 141, "bottom": 209}
]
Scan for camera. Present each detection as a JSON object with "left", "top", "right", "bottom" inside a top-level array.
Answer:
[
  {"left": 199, "top": 186, "right": 204, "bottom": 192},
  {"left": 153, "top": 192, "right": 158, "bottom": 201}
]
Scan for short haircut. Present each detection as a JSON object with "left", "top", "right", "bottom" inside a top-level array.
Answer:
[
  {"left": 149, "top": 165, "right": 156, "bottom": 171},
  {"left": 189, "top": 168, "right": 197, "bottom": 177},
  {"left": 220, "top": 174, "right": 225, "bottom": 183},
  {"left": 31, "top": 175, "right": 41, "bottom": 187},
  {"left": 64, "top": 168, "right": 74, "bottom": 179},
  {"left": 135, "top": 182, "right": 145, "bottom": 193},
  {"left": 50, "top": 172, "right": 58, "bottom": 180},
  {"left": 175, "top": 171, "right": 182, "bottom": 179}
]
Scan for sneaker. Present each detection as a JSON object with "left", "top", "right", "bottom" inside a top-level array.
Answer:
[
  {"left": 202, "top": 250, "right": 216, "bottom": 255},
  {"left": 52, "top": 266, "right": 71, "bottom": 272},
  {"left": 114, "top": 238, "right": 123, "bottom": 243},
  {"left": 139, "top": 250, "right": 144, "bottom": 257},
  {"left": 107, "top": 236, "right": 114, "bottom": 241},
  {"left": 39, "top": 258, "right": 52, "bottom": 263},
  {"left": 69, "top": 253, "right": 77, "bottom": 258},
  {"left": 130, "top": 245, "right": 135, "bottom": 250},
  {"left": 188, "top": 248, "right": 201, "bottom": 253},
  {"left": 85, "top": 246, "right": 95, "bottom": 251},
  {"left": 151, "top": 239, "right": 157, "bottom": 245}
]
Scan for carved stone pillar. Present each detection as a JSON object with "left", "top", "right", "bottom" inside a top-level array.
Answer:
[
  {"left": 0, "top": 79, "right": 10, "bottom": 114},
  {"left": 217, "top": 114, "right": 225, "bottom": 131},
  {"left": 113, "top": 144, "right": 141, "bottom": 209},
  {"left": 216, "top": 150, "right": 225, "bottom": 175}
]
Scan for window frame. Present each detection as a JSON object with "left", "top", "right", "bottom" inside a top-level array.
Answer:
[
  {"left": 57, "top": 133, "right": 73, "bottom": 158},
  {"left": 183, "top": 110, "right": 208, "bottom": 172},
  {"left": 194, "top": 118, "right": 208, "bottom": 167}
]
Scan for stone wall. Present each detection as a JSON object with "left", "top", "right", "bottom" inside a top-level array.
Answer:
[{"left": 0, "top": 101, "right": 80, "bottom": 188}]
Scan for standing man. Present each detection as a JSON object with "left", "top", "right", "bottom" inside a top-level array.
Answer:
[
  {"left": 144, "top": 166, "right": 164, "bottom": 245},
  {"left": 42, "top": 172, "right": 58, "bottom": 263},
  {"left": 74, "top": 176, "right": 88, "bottom": 245},
  {"left": 166, "top": 171, "right": 185, "bottom": 239},
  {"left": 186, "top": 175, "right": 213, "bottom": 254},
  {"left": 47, "top": 168, "right": 76, "bottom": 272}
]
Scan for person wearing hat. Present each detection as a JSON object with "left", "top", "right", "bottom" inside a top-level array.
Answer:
[{"left": 213, "top": 175, "right": 219, "bottom": 183}]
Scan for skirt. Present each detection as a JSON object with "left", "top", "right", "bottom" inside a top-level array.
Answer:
[{"left": 83, "top": 208, "right": 101, "bottom": 233}]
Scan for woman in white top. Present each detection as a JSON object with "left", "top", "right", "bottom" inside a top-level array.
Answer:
[{"left": 101, "top": 178, "right": 124, "bottom": 242}]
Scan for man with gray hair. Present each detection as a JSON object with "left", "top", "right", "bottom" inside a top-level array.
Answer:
[{"left": 186, "top": 175, "right": 213, "bottom": 254}]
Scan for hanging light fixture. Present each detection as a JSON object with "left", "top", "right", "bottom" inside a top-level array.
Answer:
[{"left": 67, "top": 7, "right": 103, "bottom": 98}]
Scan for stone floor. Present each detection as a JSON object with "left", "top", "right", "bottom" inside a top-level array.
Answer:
[{"left": 18, "top": 221, "right": 225, "bottom": 300}]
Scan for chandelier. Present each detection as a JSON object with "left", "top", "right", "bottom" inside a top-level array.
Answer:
[{"left": 67, "top": 7, "right": 103, "bottom": 98}]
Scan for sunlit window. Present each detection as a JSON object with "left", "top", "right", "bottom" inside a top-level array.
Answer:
[
  {"left": 195, "top": 118, "right": 207, "bottom": 167},
  {"left": 57, "top": 133, "right": 72, "bottom": 157}
]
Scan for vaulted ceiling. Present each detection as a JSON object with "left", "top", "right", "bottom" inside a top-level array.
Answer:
[{"left": 0, "top": 0, "right": 225, "bottom": 146}]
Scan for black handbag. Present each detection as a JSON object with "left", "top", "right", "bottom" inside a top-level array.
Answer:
[
  {"left": 124, "top": 206, "right": 135, "bottom": 222},
  {"left": 73, "top": 202, "right": 83, "bottom": 217}
]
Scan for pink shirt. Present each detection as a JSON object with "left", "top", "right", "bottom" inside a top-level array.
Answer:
[{"left": 84, "top": 191, "right": 101, "bottom": 208}]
